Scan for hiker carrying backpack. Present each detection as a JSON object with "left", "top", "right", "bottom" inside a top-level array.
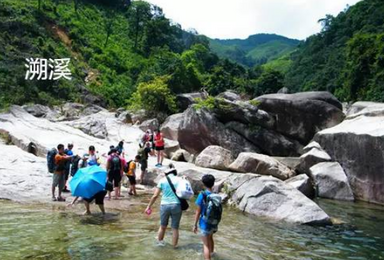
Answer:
[
  {"left": 110, "top": 154, "right": 121, "bottom": 172},
  {"left": 47, "top": 148, "right": 57, "bottom": 173},
  {"left": 202, "top": 192, "right": 223, "bottom": 226}
]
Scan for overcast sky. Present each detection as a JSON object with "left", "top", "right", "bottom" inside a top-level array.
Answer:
[{"left": 146, "top": 0, "right": 362, "bottom": 40}]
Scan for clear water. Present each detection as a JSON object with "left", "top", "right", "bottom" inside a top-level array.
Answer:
[{"left": 0, "top": 198, "right": 383, "bottom": 260}]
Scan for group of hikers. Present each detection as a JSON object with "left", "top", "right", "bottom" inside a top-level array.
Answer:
[{"left": 46, "top": 128, "right": 223, "bottom": 260}]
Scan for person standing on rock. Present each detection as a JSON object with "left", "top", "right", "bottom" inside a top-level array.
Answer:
[
  {"left": 125, "top": 155, "right": 141, "bottom": 196},
  {"left": 144, "top": 165, "right": 182, "bottom": 248},
  {"left": 63, "top": 143, "right": 74, "bottom": 193},
  {"left": 87, "top": 146, "right": 100, "bottom": 166},
  {"left": 52, "top": 144, "right": 72, "bottom": 202},
  {"left": 138, "top": 142, "right": 153, "bottom": 183},
  {"left": 154, "top": 129, "right": 165, "bottom": 167},
  {"left": 106, "top": 148, "right": 124, "bottom": 200}
]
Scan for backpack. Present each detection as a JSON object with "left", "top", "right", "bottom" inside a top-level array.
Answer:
[
  {"left": 176, "top": 178, "right": 194, "bottom": 199},
  {"left": 70, "top": 155, "right": 82, "bottom": 176},
  {"left": 47, "top": 148, "right": 57, "bottom": 173},
  {"left": 124, "top": 160, "right": 133, "bottom": 174},
  {"left": 202, "top": 192, "right": 223, "bottom": 226},
  {"left": 110, "top": 155, "right": 121, "bottom": 172},
  {"left": 138, "top": 147, "right": 148, "bottom": 161}
]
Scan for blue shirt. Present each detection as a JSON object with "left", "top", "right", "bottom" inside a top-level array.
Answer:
[
  {"left": 157, "top": 174, "right": 180, "bottom": 205},
  {"left": 195, "top": 190, "right": 212, "bottom": 231}
]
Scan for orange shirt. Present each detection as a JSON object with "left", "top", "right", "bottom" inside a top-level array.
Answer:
[
  {"left": 127, "top": 161, "right": 136, "bottom": 176},
  {"left": 54, "top": 153, "right": 67, "bottom": 174}
]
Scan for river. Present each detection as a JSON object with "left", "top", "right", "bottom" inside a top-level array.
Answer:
[{"left": 0, "top": 198, "right": 383, "bottom": 260}]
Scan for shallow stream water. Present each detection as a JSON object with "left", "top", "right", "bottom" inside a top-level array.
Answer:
[{"left": 0, "top": 198, "right": 383, "bottom": 260}]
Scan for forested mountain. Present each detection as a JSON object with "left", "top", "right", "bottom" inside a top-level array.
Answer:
[
  {"left": 208, "top": 34, "right": 300, "bottom": 67},
  {"left": 0, "top": 0, "right": 286, "bottom": 112},
  {"left": 285, "top": 0, "right": 384, "bottom": 102}
]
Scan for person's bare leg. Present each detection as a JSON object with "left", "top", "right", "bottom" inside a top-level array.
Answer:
[
  {"left": 98, "top": 204, "right": 105, "bottom": 214},
  {"left": 172, "top": 228, "right": 179, "bottom": 248},
  {"left": 160, "top": 151, "right": 164, "bottom": 164},
  {"left": 210, "top": 234, "right": 215, "bottom": 254},
  {"left": 52, "top": 186, "right": 56, "bottom": 199},
  {"left": 157, "top": 150, "right": 160, "bottom": 164},
  {"left": 114, "top": 186, "right": 120, "bottom": 199},
  {"left": 83, "top": 201, "right": 91, "bottom": 215},
  {"left": 133, "top": 185, "right": 137, "bottom": 195},
  {"left": 201, "top": 235, "right": 211, "bottom": 260},
  {"left": 107, "top": 191, "right": 111, "bottom": 200},
  {"left": 158, "top": 226, "right": 167, "bottom": 241}
]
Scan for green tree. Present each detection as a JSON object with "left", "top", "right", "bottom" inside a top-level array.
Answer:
[{"left": 129, "top": 77, "right": 177, "bottom": 114}]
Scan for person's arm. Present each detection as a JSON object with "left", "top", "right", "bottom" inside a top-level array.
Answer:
[
  {"left": 67, "top": 196, "right": 79, "bottom": 207},
  {"left": 193, "top": 206, "right": 202, "bottom": 233},
  {"left": 145, "top": 187, "right": 161, "bottom": 213}
]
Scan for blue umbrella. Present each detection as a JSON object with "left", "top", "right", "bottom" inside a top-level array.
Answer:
[{"left": 70, "top": 165, "right": 107, "bottom": 199}]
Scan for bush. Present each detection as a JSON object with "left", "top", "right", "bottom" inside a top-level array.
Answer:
[{"left": 128, "top": 77, "right": 177, "bottom": 115}]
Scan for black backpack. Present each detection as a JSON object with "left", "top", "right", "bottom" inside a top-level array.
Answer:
[
  {"left": 110, "top": 155, "right": 121, "bottom": 172},
  {"left": 70, "top": 155, "right": 82, "bottom": 176},
  {"left": 202, "top": 192, "right": 223, "bottom": 226},
  {"left": 47, "top": 148, "right": 57, "bottom": 173}
]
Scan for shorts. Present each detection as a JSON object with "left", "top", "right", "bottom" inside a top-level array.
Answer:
[
  {"left": 160, "top": 204, "right": 182, "bottom": 229},
  {"left": 140, "top": 160, "right": 148, "bottom": 171},
  {"left": 200, "top": 225, "right": 218, "bottom": 237},
  {"left": 108, "top": 171, "right": 121, "bottom": 187},
  {"left": 84, "top": 190, "right": 107, "bottom": 205},
  {"left": 52, "top": 173, "right": 65, "bottom": 190},
  {"left": 127, "top": 175, "right": 136, "bottom": 185},
  {"left": 155, "top": 146, "right": 164, "bottom": 151}
]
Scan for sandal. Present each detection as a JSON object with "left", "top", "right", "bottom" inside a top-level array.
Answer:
[
  {"left": 52, "top": 197, "right": 57, "bottom": 201},
  {"left": 57, "top": 197, "right": 66, "bottom": 202}
]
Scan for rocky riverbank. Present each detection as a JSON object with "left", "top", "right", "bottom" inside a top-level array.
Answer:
[{"left": 1, "top": 91, "right": 383, "bottom": 225}]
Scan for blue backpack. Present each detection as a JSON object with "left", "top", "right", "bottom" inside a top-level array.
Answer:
[
  {"left": 47, "top": 148, "right": 57, "bottom": 173},
  {"left": 202, "top": 192, "right": 223, "bottom": 226}
]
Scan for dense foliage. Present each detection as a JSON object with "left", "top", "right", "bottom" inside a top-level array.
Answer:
[
  {"left": 285, "top": 0, "right": 384, "bottom": 102},
  {"left": 208, "top": 34, "right": 299, "bottom": 68},
  {"left": 0, "top": 0, "right": 284, "bottom": 113}
]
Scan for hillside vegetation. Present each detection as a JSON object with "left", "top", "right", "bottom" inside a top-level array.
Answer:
[
  {"left": 208, "top": 34, "right": 300, "bottom": 67},
  {"left": 285, "top": 0, "right": 384, "bottom": 102},
  {"left": 0, "top": 0, "right": 286, "bottom": 112}
]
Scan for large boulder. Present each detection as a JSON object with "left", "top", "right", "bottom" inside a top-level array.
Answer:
[
  {"left": 0, "top": 143, "right": 53, "bottom": 202},
  {"left": 217, "top": 91, "right": 241, "bottom": 101},
  {"left": 195, "top": 145, "right": 234, "bottom": 171},
  {"left": 285, "top": 174, "right": 315, "bottom": 198},
  {"left": 296, "top": 147, "right": 332, "bottom": 174},
  {"left": 255, "top": 92, "right": 345, "bottom": 144},
  {"left": 170, "top": 149, "right": 193, "bottom": 163},
  {"left": 178, "top": 168, "right": 232, "bottom": 194},
  {"left": 228, "top": 152, "right": 295, "bottom": 180},
  {"left": 139, "top": 119, "right": 159, "bottom": 132},
  {"left": 226, "top": 121, "right": 303, "bottom": 156},
  {"left": 315, "top": 102, "right": 384, "bottom": 205},
  {"left": 165, "top": 108, "right": 259, "bottom": 156},
  {"left": 22, "top": 104, "right": 57, "bottom": 119},
  {"left": 161, "top": 113, "right": 184, "bottom": 140},
  {"left": 163, "top": 139, "right": 181, "bottom": 158},
  {"left": 309, "top": 162, "right": 354, "bottom": 201},
  {"left": 176, "top": 92, "right": 208, "bottom": 111},
  {"left": 228, "top": 174, "right": 331, "bottom": 225},
  {"left": 211, "top": 98, "right": 275, "bottom": 129},
  {"left": 62, "top": 111, "right": 109, "bottom": 139}
]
